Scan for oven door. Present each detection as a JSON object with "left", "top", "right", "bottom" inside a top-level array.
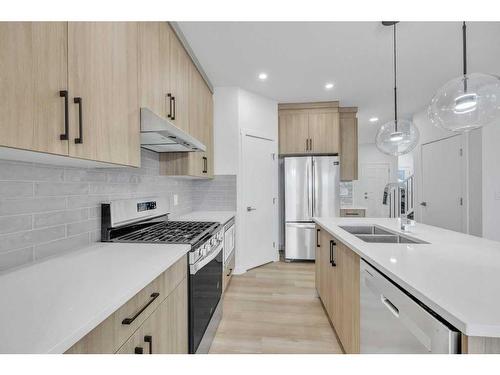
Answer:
[{"left": 189, "top": 246, "right": 223, "bottom": 354}]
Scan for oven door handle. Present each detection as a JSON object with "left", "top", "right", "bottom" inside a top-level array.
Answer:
[{"left": 190, "top": 245, "right": 223, "bottom": 275}]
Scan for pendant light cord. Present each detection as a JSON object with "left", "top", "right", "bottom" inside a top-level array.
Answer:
[
  {"left": 462, "top": 21, "right": 468, "bottom": 92},
  {"left": 393, "top": 23, "right": 398, "bottom": 132}
]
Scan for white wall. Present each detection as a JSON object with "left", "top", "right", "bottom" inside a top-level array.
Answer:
[
  {"left": 213, "top": 87, "right": 239, "bottom": 175},
  {"left": 482, "top": 118, "right": 500, "bottom": 240},
  {"left": 213, "top": 87, "right": 279, "bottom": 273}
]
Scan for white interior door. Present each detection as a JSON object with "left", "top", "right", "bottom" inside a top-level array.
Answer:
[
  {"left": 421, "top": 135, "right": 465, "bottom": 232},
  {"left": 354, "top": 163, "right": 391, "bottom": 217},
  {"left": 241, "top": 133, "right": 278, "bottom": 270}
]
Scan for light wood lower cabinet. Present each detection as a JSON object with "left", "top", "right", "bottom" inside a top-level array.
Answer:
[
  {"left": 65, "top": 255, "right": 188, "bottom": 354},
  {"left": 315, "top": 225, "right": 360, "bottom": 354},
  {"left": 117, "top": 278, "right": 188, "bottom": 354}
]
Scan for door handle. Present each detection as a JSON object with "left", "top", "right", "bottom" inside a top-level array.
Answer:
[
  {"left": 330, "top": 240, "right": 337, "bottom": 267},
  {"left": 247, "top": 206, "right": 256, "bottom": 212},
  {"left": 316, "top": 229, "right": 320, "bottom": 247},
  {"left": 59, "top": 90, "right": 69, "bottom": 140},
  {"left": 73, "top": 97, "right": 83, "bottom": 144},
  {"left": 144, "top": 335, "right": 152, "bottom": 354}
]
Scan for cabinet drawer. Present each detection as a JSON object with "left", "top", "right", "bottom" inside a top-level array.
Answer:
[
  {"left": 66, "top": 255, "right": 187, "bottom": 354},
  {"left": 117, "top": 277, "right": 188, "bottom": 354},
  {"left": 340, "top": 209, "right": 365, "bottom": 217},
  {"left": 223, "top": 251, "right": 235, "bottom": 292}
]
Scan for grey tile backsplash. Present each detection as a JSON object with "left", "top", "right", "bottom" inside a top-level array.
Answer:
[{"left": 0, "top": 149, "right": 236, "bottom": 272}]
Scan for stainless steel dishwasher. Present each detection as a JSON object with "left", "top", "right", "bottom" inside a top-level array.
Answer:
[{"left": 360, "top": 259, "right": 460, "bottom": 353}]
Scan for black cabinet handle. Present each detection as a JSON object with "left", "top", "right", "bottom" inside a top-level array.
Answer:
[
  {"left": 73, "top": 97, "right": 83, "bottom": 144},
  {"left": 144, "top": 335, "right": 152, "bottom": 354},
  {"left": 171, "top": 96, "right": 176, "bottom": 120},
  {"left": 310, "top": 138, "right": 313, "bottom": 151},
  {"left": 134, "top": 347, "right": 144, "bottom": 354},
  {"left": 226, "top": 268, "right": 233, "bottom": 277},
  {"left": 305, "top": 139, "right": 308, "bottom": 151},
  {"left": 59, "top": 90, "right": 69, "bottom": 140},
  {"left": 167, "top": 93, "right": 172, "bottom": 118},
  {"left": 316, "top": 229, "right": 320, "bottom": 248},
  {"left": 202, "top": 156, "right": 207, "bottom": 173},
  {"left": 330, "top": 240, "right": 337, "bottom": 267},
  {"left": 121, "top": 292, "right": 160, "bottom": 325}
]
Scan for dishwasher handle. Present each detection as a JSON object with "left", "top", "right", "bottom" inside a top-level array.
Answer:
[{"left": 381, "top": 295, "right": 400, "bottom": 318}]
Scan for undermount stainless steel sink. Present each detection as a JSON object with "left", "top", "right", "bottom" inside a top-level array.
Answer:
[
  {"left": 340, "top": 225, "right": 429, "bottom": 244},
  {"left": 339, "top": 225, "right": 393, "bottom": 235}
]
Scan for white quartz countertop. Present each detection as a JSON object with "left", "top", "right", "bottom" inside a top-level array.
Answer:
[
  {"left": 313, "top": 217, "right": 500, "bottom": 338},
  {"left": 0, "top": 242, "right": 190, "bottom": 353},
  {"left": 174, "top": 211, "right": 235, "bottom": 225}
]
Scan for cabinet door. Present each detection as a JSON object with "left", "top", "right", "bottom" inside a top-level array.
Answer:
[
  {"left": 279, "top": 111, "right": 309, "bottom": 154},
  {"left": 0, "top": 22, "right": 68, "bottom": 155},
  {"left": 319, "top": 229, "right": 332, "bottom": 314},
  {"left": 336, "top": 240, "right": 360, "bottom": 354},
  {"left": 169, "top": 30, "right": 190, "bottom": 132},
  {"left": 138, "top": 22, "right": 170, "bottom": 118},
  {"left": 67, "top": 22, "right": 140, "bottom": 167},
  {"left": 340, "top": 114, "right": 358, "bottom": 181},
  {"left": 308, "top": 111, "right": 340, "bottom": 154},
  {"left": 315, "top": 227, "right": 322, "bottom": 297},
  {"left": 117, "top": 277, "right": 188, "bottom": 354},
  {"left": 203, "top": 81, "right": 214, "bottom": 178}
]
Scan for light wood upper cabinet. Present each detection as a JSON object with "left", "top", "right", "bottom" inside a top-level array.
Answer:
[
  {"left": 278, "top": 102, "right": 340, "bottom": 155},
  {"left": 340, "top": 108, "right": 358, "bottom": 181},
  {"left": 279, "top": 111, "right": 309, "bottom": 154},
  {"left": 138, "top": 22, "right": 170, "bottom": 118},
  {"left": 0, "top": 22, "right": 69, "bottom": 156},
  {"left": 308, "top": 110, "right": 340, "bottom": 154},
  {"left": 168, "top": 30, "right": 190, "bottom": 132},
  {"left": 67, "top": 22, "right": 140, "bottom": 167},
  {"left": 160, "top": 64, "right": 214, "bottom": 179}
]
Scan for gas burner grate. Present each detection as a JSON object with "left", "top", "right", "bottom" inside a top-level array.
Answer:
[{"left": 114, "top": 221, "right": 218, "bottom": 244}]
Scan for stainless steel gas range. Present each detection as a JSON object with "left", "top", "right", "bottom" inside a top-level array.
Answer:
[{"left": 101, "top": 197, "right": 224, "bottom": 354}]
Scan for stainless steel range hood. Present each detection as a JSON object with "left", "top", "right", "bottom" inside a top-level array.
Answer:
[{"left": 140, "top": 108, "right": 206, "bottom": 153}]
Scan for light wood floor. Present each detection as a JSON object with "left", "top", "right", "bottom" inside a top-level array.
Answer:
[{"left": 209, "top": 260, "right": 343, "bottom": 354}]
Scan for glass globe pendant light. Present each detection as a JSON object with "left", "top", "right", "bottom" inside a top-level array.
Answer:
[
  {"left": 376, "top": 22, "right": 420, "bottom": 156},
  {"left": 428, "top": 22, "right": 500, "bottom": 132}
]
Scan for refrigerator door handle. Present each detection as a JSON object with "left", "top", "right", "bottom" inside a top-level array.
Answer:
[
  {"left": 307, "top": 159, "right": 313, "bottom": 219},
  {"left": 312, "top": 158, "right": 316, "bottom": 217}
]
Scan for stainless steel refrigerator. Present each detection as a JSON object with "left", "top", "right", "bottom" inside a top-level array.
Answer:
[{"left": 284, "top": 156, "right": 340, "bottom": 260}]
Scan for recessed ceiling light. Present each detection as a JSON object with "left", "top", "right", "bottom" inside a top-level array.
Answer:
[
  {"left": 325, "top": 83, "right": 334, "bottom": 90},
  {"left": 258, "top": 73, "right": 268, "bottom": 81},
  {"left": 369, "top": 117, "right": 379, "bottom": 123}
]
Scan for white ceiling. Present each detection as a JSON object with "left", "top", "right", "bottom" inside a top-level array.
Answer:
[{"left": 177, "top": 22, "right": 500, "bottom": 143}]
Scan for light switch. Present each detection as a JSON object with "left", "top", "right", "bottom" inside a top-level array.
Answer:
[{"left": 173, "top": 194, "right": 179, "bottom": 206}]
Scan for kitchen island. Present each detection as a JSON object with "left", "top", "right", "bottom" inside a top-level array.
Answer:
[{"left": 313, "top": 217, "right": 500, "bottom": 354}]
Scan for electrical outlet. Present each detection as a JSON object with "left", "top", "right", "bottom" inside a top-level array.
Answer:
[{"left": 173, "top": 194, "right": 179, "bottom": 206}]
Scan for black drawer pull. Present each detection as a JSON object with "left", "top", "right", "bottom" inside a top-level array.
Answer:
[
  {"left": 134, "top": 347, "right": 143, "bottom": 354},
  {"left": 59, "top": 90, "right": 69, "bottom": 140},
  {"left": 316, "top": 229, "right": 320, "bottom": 247},
  {"left": 330, "top": 240, "right": 337, "bottom": 267},
  {"left": 74, "top": 97, "right": 83, "bottom": 144},
  {"left": 167, "top": 93, "right": 172, "bottom": 118},
  {"left": 121, "top": 292, "right": 160, "bottom": 325},
  {"left": 144, "top": 335, "right": 153, "bottom": 354},
  {"left": 171, "top": 96, "right": 176, "bottom": 120},
  {"left": 202, "top": 156, "right": 207, "bottom": 173},
  {"left": 226, "top": 268, "right": 233, "bottom": 277}
]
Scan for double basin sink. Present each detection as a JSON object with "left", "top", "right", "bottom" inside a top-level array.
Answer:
[{"left": 340, "top": 225, "right": 428, "bottom": 244}]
